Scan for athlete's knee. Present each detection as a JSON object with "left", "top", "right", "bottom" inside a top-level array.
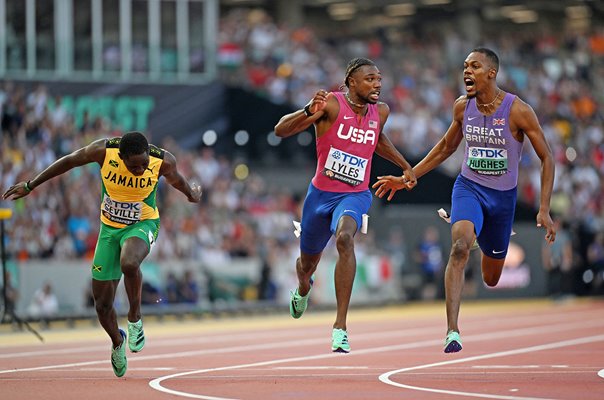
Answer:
[
  {"left": 120, "top": 256, "right": 141, "bottom": 275},
  {"left": 94, "top": 299, "right": 113, "bottom": 316},
  {"left": 482, "top": 265, "right": 504, "bottom": 287},
  {"left": 450, "top": 239, "right": 471, "bottom": 262},
  {"left": 335, "top": 231, "right": 354, "bottom": 254},
  {"left": 298, "top": 255, "right": 320, "bottom": 274},
  {"left": 483, "top": 275, "right": 500, "bottom": 287}
]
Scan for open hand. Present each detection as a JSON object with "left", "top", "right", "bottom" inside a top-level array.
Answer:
[
  {"left": 372, "top": 175, "right": 408, "bottom": 201},
  {"left": 2, "top": 181, "right": 32, "bottom": 200}
]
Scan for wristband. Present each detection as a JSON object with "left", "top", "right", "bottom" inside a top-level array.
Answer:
[
  {"left": 24, "top": 181, "right": 32, "bottom": 192},
  {"left": 303, "top": 103, "right": 314, "bottom": 117}
]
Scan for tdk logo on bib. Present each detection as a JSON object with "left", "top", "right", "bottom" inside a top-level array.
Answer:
[
  {"left": 470, "top": 148, "right": 506, "bottom": 158},
  {"left": 467, "top": 146, "right": 508, "bottom": 174},
  {"left": 331, "top": 150, "right": 367, "bottom": 168},
  {"left": 323, "top": 147, "right": 369, "bottom": 186}
]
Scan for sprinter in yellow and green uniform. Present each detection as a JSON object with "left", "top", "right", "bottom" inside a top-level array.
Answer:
[{"left": 3, "top": 131, "right": 202, "bottom": 378}]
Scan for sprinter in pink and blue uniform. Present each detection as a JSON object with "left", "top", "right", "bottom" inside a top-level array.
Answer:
[
  {"left": 373, "top": 48, "right": 556, "bottom": 353},
  {"left": 275, "top": 58, "right": 416, "bottom": 353}
]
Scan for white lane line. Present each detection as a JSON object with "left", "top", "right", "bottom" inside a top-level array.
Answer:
[
  {"left": 400, "top": 371, "right": 591, "bottom": 375},
  {"left": 2, "top": 317, "right": 600, "bottom": 375},
  {"left": 148, "top": 352, "right": 357, "bottom": 400},
  {"left": 275, "top": 366, "right": 369, "bottom": 370},
  {"left": 147, "top": 322, "right": 604, "bottom": 400},
  {"left": 471, "top": 365, "right": 539, "bottom": 369},
  {"left": 0, "top": 329, "right": 309, "bottom": 359},
  {"left": 3, "top": 306, "right": 600, "bottom": 363},
  {"left": 163, "top": 373, "right": 377, "bottom": 379},
  {"left": 0, "top": 321, "right": 520, "bottom": 373},
  {"left": 80, "top": 367, "right": 176, "bottom": 371},
  {"left": 0, "top": 324, "right": 433, "bottom": 359},
  {"left": 1, "top": 307, "right": 596, "bottom": 359},
  {"left": 379, "top": 334, "right": 604, "bottom": 400},
  {"left": 0, "top": 345, "right": 108, "bottom": 359},
  {"left": 0, "top": 338, "right": 332, "bottom": 375},
  {"left": 2, "top": 314, "right": 602, "bottom": 400}
]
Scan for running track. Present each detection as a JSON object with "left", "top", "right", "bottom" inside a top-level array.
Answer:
[{"left": 1, "top": 298, "right": 603, "bottom": 400}]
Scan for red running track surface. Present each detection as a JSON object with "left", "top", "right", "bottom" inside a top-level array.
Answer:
[{"left": 1, "top": 298, "right": 603, "bottom": 400}]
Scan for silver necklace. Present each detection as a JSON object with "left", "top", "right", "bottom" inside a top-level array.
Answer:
[
  {"left": 476, "top": 89, "right": 502, "bottom": 109},
  {"left": 345, "top": 92, "right": 364, "bottom": 108}
]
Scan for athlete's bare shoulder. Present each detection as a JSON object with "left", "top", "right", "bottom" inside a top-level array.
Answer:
[
  {"left": 510, "top": 95, "right": 535, "bottom": 115},
  {"left": 326, "top": 91, "right": 341, "bottom": 112},
  {"left": 454, "top": 95, "right": 469, "bottom": 107},
  {"left": 315, "top": 92, "right": 340, "bottom": 133},
  {"left": 452, "top": 95, "right": 468, "bottom": 121},
  {"left": 90, "top": 138, "right": 108, "bottom": 150},
  {"left": 376, "top": 101, "right": 390, "bottom": 116},
  {"left": 158, "top": 148, "right": 177, "bottom": 176},
  {"left": 509, "top": 95, "right": 540, "bottom": 133},
  {"left": 83, "top": 138, "right": 108, "bottom": 164},
  {"left": 376, "top": 101, "right": 390, "bottom": 127},
  {"left": 376, "top": 101, "right": 390, "bottom": 111}
]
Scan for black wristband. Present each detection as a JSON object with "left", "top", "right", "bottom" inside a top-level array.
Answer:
[
  {"left": 303, "top": 103, "right": 314, "bottom": 117},
  {"left": 24, "top": 181, "right": 32, "bottom": 192}
]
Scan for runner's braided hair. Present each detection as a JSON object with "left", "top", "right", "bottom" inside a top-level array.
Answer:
[
  {"left": 341, "top": 57, "right": 376, "bottom": 89},
  {"left": 119, "top": 131, "right": 149, "bottom": 158}
]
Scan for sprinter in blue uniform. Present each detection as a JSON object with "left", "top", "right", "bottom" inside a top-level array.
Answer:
[{"left": 373, "top": 47, "right": 556, "bottom": 353}]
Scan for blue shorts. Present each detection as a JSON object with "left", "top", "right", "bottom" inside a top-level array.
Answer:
[
  {"left": 300, "top": 183, "right": 372, "bottom": 255},
  {"left": 451, "top": 174, "right": 517, "bottom": 259}
]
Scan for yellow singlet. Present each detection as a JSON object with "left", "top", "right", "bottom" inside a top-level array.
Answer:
[{"left": 99, "top": 138, "right": 164, "bottom": 228}]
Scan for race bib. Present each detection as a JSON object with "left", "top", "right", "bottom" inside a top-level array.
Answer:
[
  {"left": 467, "top": 146, "right": 508, "bottom": 175},
  {"left": 322, "top": 147, "right": 368, "bottom": 186},
  {"left": 102, "top": 194, "right": 143, "bottom": 225}
]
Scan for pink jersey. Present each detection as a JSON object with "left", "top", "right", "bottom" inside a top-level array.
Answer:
[{"left": 311, "top": 92, "right": 381, "bottom": 192}]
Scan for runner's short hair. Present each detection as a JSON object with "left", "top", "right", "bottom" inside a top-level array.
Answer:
[
  {"left": 471, "top": 47, "right": 499, "bottom": 71},
  {"left": 120, "top": 131, "right": 149, "bottom": 158}
]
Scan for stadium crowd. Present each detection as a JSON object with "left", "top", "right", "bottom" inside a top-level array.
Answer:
[
  {"left": 1, "top": 8, "right": 603, "bottom": 301},
  {"left": 217, "top": 8, "right": 604, "bottom": 295}
]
